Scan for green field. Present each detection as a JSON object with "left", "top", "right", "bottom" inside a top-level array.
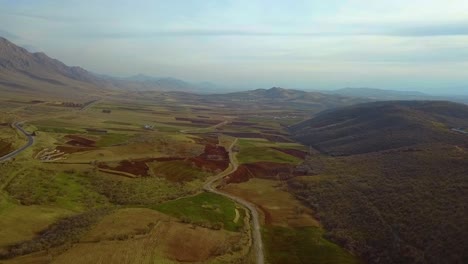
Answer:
[
  {"left": 237, "top": 139, "right": 302, "bottom": 164},
  {"left": 153, "top": 192, "right": 244, "bottom": 232},
  {"left": 95, "top": 133, "right": 132, "bottom": 147},
  {"left": 263, "top": 226, "right": 360, "bottom": 264},
  {"left": 6, "top": 170, "right": 108, "bottom": 211}
]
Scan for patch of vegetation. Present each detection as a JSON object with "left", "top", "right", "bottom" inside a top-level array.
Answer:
[
  {"left": 90, "top": 173, "right": 195, "bottom": 206},
  {"left": 95, "top": 133, "right": 131, "bottom": 147},
  {"left": 36, "top": 125, "right": 84, "bottom": 134},
  {"left": 237, "top": 139, "right": 302, "bottom": 164},
  {"left": 0, "top": 208, "right": 112, "bottom": 259},
  {"left": 6, "top": 169, "right": 108, "bottom": 211},
  {"left": 263, "top": 226, "right": 360, "bottom": 264},
  {"left": 288, "top": 146, "right": 468, "bottom": 264},
  {"left": 153, "top": 192, "right": 244, "bottom": 232}
]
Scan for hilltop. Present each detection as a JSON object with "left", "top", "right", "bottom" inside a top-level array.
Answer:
[{"left": 290, "top": 100, "right": 468, "bottom": 155}]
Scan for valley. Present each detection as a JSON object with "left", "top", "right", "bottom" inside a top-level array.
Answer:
[
  {"left": 0, "top": 88, "right": 360, "bottom": 264},
  {"left": 1, "top": 36, "right": 467, "bottom": 264}
]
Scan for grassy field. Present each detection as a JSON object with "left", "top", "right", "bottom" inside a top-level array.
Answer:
[
  {"left": 95, "top": 133, "right": 132, "bottom": 147},
  {"left": 0, "top": 92, "right": 357, "bottom": 263},
  {"left": 6, "top": 169, "right": 108, "bottom": 211},
  {"left": 237, "top": 138, "right": 303, "bottom": 164},
  {"left": 153, "top": 192, "right": 244, "bottom": 232},
  {"left": 0, "top": 193, "right": 72, "bottom": 247},
  {"left": 223, "top": 178, "right": 319, "bottom": 227},
  {"left": 263, "top": 226, "right": 360, "bottom": 264}
]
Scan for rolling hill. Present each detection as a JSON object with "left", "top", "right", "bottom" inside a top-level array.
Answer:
[
  {"left": 290, "top": 100, "right": 468, "bottom": 155},
  {"left": 287, "top": 100, "right": 468, "bottom": 263}
]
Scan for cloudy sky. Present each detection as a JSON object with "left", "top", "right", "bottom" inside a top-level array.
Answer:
[{"left": 1, "top": 0, "right": 468, "bottom": 94}]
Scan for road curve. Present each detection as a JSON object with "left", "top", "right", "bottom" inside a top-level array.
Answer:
[
  {"left": 203, "top": 139, "right": 265, "bottom": 264},
  {"left": 0, "top": 122, "right": 34, "bottom": 162}
]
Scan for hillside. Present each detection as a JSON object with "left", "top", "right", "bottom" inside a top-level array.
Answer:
[
  {"left": 206, "top": 87, "right": 368, "bottom": 114},
  {"left": 290, "top": 101, "right": 468, "bottom": 155},
  {"left": 0, "top": 37, "right": 113, "bottom": 98},
  {"left": 287, "top": 100, "right": 468, "bottom": 263},
  {"left": 0, "top": 37, "right": 220, "bottom": 97},
  {"left": 323, "top": 88, "right": 431, "bottom": 100}
]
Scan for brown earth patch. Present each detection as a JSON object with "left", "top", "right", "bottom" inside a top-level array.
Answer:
[
  {"left": 189, "top": 144, "right": 229, "bottom": 172},
  {"left": 272, "top": 147, "right": 308, "bottom": 159},
  {"left": 64, "top": 135, "right": 96, "bottom": 147},
  {"left": 0, "top": 141, "right": 13, "bottom": 156},
  {"left": 188, "top": 133, "right": 219, "bottom": 145},
  {"left": 225, "top": 162, "right": 297, "bottom": 184},
  {"left": 98, "top": 157, "right": 184, "bottom": 177}
]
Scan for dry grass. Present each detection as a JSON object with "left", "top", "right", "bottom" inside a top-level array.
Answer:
[
  {"left": 223, "top": 178, "right": 319, "bottom": 227},
  {"left": 51, "top": 208, "right": 245, "bottom": 264}
]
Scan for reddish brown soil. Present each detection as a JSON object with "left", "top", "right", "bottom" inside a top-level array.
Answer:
[
  {"left": 188, "top": 133, "right": 219, "bottom": 145},
  {"left": 98, "top": 157, "right": 185, "bottom": 177},
  {"left": 225, "top": 162, "right": 297, "bottom": 184},
  {"left": 272, "top": 147, "right": 308, "bottom": 159},
  {"left": 258, "top": 205, "right": 273, "bottom": 225},
  {"left": 175, "top": 117, "right": 191, "bottom": 121},
  {"left": 64, "top": 135, "right": 96, "bottom": 147},
  {"left": 262, "top": 134, "right": 292, "bottom": 143},
  {"left": 0, "top": 141, "right": 12, "bottom": 156},
  {"left": 189, "top": 144, "right": 229, "bottom": 172}
]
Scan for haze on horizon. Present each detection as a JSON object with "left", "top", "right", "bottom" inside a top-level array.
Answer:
[{"left": 1, "top": 0, "right": 468, "bottom": 95}]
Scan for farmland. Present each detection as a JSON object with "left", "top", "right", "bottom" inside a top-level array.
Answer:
[{"left": 0, "top": 91, "right": 359, "bottom": 263}]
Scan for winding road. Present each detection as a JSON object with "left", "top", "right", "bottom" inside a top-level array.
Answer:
[
  {"left": 203, "top": 138, "right": 265, "bottom": 264},
  {"left": 0, "top": 122, "right": 34, "bottom": 162}
]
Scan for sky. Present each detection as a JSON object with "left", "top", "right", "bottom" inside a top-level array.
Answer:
[{"left": 1, "top": 0, "right": 468, "bottom": 94}]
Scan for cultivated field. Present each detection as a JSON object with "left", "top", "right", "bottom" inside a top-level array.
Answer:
[{"left": 0, "top": 91, "right": 359, "bottom": 263}]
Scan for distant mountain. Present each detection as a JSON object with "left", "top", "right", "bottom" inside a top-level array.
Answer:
[
  {"left": 0, "top": 37, "right": 224, "bottom": 97},
  {"left": 290, "top": 100, "right": 468, "bottom": 155},
  {"left": 0, "top": 36, "right": 113, "bottom": 98},
  {"left": 208, "top": 87, "right": 368, "bottom": 111},
  {"left": 322, "top": 87, "right": 434, "bottom": 101}
]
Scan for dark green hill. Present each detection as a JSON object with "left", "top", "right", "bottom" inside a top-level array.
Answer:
[
  {"left": 287, "top": 100, "right": 468, "bottom": 263},
  {"left": 290, "top": 101, "right": 468, "bottom": 155}
]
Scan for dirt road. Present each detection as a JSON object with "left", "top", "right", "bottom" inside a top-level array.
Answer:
[{"left": 203, "top": 138, "right": 265, "bottom": 264}]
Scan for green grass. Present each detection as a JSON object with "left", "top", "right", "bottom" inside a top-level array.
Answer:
[
  {"left": 152, "top": 192, "right": 244, "bottom": 232},
  {"left": 36, "top": 125, "right": 84, "bottom": 134},
  {"left": 6, "top": 171, "right": 108, "bottom": 211},
  {"left": 263, "top": 226, "right": 360, "bottom": 264},
  {"left": 102, "top": 120, "right": 135, "bottom": 126},
  {"left": 237, "top": 139, "right": 302, "bottom": 164},
  {"left": 96, "top": 133, "right": 132, "bottom": 147}
]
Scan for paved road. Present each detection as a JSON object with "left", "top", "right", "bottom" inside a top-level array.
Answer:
[
  {"left": 203, "top": 139, "right": 265, "bottom": 264},
  {"left": 0, "top": 122, "right": 34, "bottom": 162}
]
